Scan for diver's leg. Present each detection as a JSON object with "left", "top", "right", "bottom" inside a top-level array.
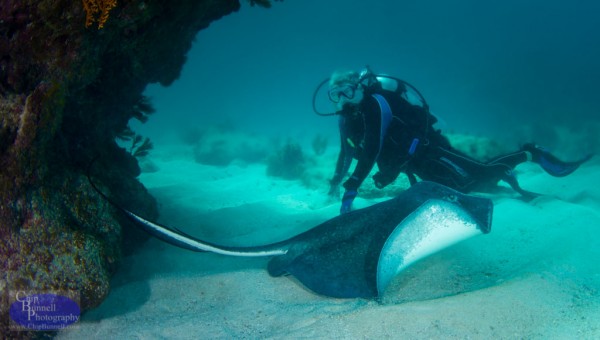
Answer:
[
  {"left": 426, "top": 147, "right": 539, "bottom": 196},
  {"left": 412, "top": 147, "right": 484, "bottom": 193},
  {"left": 478, "top": 150, "right": 543, "bottom": 197},
  {"left": 487, "top": 150, "right": 529, "bottom": 168},
  {"left": 499, "top": 169, "right": 539, "bottom": 200},
  {"left": 521, "top": 143, "right": 593, "bottom": 177}
]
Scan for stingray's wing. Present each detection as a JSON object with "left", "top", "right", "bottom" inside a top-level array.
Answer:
[
  {"left": 268, "top": 182, "right": 493, "bottom": 298},
  {"left": 377, "top": 198, "right": 490, "bottom": 295}
]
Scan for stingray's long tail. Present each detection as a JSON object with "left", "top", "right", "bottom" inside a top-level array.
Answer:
[{"left": 86, "top": 157, "right": 288, "bottom": 257}]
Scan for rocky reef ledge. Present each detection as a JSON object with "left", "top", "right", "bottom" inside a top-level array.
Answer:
[{"left": 0, "top": 0, "right": 268, "bottom": 336}]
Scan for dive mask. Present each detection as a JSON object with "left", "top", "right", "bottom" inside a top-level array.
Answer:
[{"left": 328, "top": 83, "right": 358, "bottom": 103}]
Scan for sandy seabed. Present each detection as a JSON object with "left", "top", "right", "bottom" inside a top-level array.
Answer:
[{"left": 58, "top": 141, "right": 600, "bottom": 339}]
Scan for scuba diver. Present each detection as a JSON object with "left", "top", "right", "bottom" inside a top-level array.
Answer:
[{"left": 315, "top": 67, "right": 593, "bottom": 214}]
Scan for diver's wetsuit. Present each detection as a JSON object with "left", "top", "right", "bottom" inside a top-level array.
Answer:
[{"left": 331, "top": 87, "right": 534, "bottom": 196}]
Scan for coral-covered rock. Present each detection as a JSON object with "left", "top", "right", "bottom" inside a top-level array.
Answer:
[{"left": 1, "top": 0, "right": 242, "bottom": 337}]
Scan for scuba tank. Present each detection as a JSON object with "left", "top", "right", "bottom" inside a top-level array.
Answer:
[{"left": 314, "top": 66, "right": 440, "bottom": 181}]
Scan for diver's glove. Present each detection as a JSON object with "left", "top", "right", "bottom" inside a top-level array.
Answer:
[{"left": 340, "top": 190, "right": 357, "bottom": 214}]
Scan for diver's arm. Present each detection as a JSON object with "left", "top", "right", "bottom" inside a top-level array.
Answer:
[
  {"left": 332, "top": 150, "right": 352, "bottom": 186},
  {"left": 343, "top": 101, "right": 382, "bottom": 192},
  {"left": 331, "top": 118, "right": 351, "bottom": 184},
  {"left": 329, "top": 117, "right": 353, "bottom": 196}
]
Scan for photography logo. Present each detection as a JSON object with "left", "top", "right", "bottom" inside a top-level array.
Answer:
[{"left": 9, "top": 290, "right": 81, "bottom": 331}]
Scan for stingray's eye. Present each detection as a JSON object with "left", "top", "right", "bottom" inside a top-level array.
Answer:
[{"left": 446, "top": 194, "right": 458, "bottom": 202}]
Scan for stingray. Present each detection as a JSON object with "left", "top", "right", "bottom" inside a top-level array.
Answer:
[{"left": 89, "top": 175, "right": 493, "bottom": 298}]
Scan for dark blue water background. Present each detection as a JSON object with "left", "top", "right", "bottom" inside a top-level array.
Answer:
[{"left": 136, "top": 0, "right": 600, "bottom": 145}]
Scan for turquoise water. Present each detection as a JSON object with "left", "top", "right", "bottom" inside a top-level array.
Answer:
[
  {"left": 136, "top": 0, "right": 600, "bottom": 148},
  {"left": 62, "top": 1, "right": 600, "bottom": 338}
]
